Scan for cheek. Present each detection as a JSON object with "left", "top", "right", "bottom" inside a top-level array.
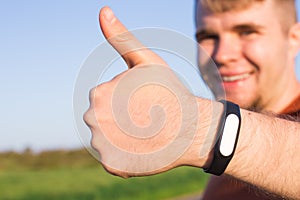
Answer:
[
  {"left": 243, "top": 40, "right": 289, "bottom": 94},
  {"left": 197, "top": 43, "right": 217, "bottom": 75},
  {"left": 197, "top": 45, "right": 224, "bottom": 97},
  {"left": 243, "top": 37, "right": 289, "bottom": 70},
  {"left": 243, "top": 40, "right": 282, "bottom": 88},
  {"left": 242, "top": 40, "right": 268, "bottom": 68},
  {"left": 198, "top": 44, "right": 215, "bottom": 63}
]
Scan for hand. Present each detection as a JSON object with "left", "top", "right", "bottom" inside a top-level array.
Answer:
[{"left": 83, "top": 7, "right": 218, "bottom": 178}]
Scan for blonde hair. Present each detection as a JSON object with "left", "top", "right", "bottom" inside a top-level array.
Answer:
[
  {"left": 196, "top": 0, "right": 297, "bottom": 32},
  {"left": 198, "top": 0, "right": 295, "bottom": 13}
]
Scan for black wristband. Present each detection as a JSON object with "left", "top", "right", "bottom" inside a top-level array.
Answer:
[{"left": 204, "top": 100, "right": 241, "bottom": 176}]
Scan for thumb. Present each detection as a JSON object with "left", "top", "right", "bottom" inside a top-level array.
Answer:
[{"left": 99, "top": 6, "right": 167, "bottom": 68}]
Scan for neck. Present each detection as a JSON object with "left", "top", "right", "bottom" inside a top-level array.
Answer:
[{"left": 262, "top": 80, "right": 300, "bottom": 114}]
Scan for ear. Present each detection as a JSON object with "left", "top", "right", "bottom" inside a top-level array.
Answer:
[{"left": 288, "top": 23, "right": 300, "bottom": 57}]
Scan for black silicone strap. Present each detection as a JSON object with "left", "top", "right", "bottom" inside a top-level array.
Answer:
[{"left": 204, "top": 100, "right": 241, "bottom": 176}]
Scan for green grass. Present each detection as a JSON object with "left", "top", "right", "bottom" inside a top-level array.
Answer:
[{"left": 0, "top": 149, "right": 209, "bottom": 200}]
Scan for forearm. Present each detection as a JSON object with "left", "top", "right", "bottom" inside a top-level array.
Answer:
[{"left": 225, "top": 109, "right": 300, "bottom": 199}]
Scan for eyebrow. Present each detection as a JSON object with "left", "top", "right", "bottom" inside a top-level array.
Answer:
[
  {"left": 195, "top": 23, "right": 265, "bottom": 41},
  {"left": 231, "top": 23, "right": 265, "bottom": 32}
]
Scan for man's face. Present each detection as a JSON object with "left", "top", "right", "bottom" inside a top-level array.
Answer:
[{"left": 196, "top": 1, "right": 294, "bottom": 110}]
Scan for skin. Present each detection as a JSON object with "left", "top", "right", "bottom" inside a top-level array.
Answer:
[
  {"left": 195, "top": 0, "right": 300, "bottom": 199},
  {"left": 196, "top": 0, "right": 300, "bottom": 112},
  {"left": 84, "top": 5, "right": 300, "bottom": 199}
]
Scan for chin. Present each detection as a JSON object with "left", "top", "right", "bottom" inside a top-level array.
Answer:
[
  {"left": 213, "top": 91, "right": 257, "bottom": 110},
  {"left": 224, "top": 95, "right": 254, "bottom": 109}
]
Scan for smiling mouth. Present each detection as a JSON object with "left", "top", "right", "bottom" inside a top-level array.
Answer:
[{"left": 222, "top": 72, "right": 253, "bottom": 82}]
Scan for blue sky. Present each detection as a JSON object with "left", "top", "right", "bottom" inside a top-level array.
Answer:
[
  {"left": 1, "top": 1, "right": 300, "bottom": 152},
  {"left": 0, "top": 1, "right": 195, "bottom": 152}
]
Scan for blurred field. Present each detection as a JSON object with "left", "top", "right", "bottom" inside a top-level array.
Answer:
[{"left": 0, "top": 148, "right": 209, "bottom": 200}]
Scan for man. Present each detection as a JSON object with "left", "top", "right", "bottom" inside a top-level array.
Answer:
[
  {"left": 196, "top": 0, "right": 300, "bottom": 199},
  {"left": 83, "top": 1, "right": 300, "bottom": 199}
]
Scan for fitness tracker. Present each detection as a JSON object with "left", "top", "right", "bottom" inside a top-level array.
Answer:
[{"left": 204, "top": 100, "right": 241, "bottom": 176}]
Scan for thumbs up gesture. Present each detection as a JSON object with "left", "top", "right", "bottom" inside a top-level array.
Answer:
[{"left": 83, "top": 7, "right": 215, "bottom": 178}]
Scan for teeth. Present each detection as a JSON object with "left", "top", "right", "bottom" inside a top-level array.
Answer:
[{"left": 222, "top": 73, "right": 251, "bottom": 82}]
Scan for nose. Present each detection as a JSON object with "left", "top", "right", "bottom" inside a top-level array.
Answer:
[{"left": 213, "top": 35, "right": 241, "bottom": 66}]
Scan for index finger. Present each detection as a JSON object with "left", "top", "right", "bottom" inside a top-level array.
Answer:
[{"left": 99, "top": 7, "right": 167, "bottom": 68}]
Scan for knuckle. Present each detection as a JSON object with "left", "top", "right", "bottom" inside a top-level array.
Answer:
[
  {"left": 89, "top": 83, "right": 111, "bottom": 102},
  {"left": 85, "top": 83, "right": 111, "bottom": 128},
  {"left": 88, "top": 87, "right": 98, "bottom": 103},
  {"left": 83, "top": 109, "right": 93, "bottom": 126},
  {"left": 83, "top": 107, "right": 99, "bottom": 129},
  {"left": 90, "top": 135, "right": 100, "bottom": 150},
  {"left": 101, "top": 163, "right": 129, "bottom": 179}
]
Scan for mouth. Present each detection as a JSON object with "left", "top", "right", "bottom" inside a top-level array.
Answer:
[{"left": 221, "top": 72, "right": 253, "bottom": 82}]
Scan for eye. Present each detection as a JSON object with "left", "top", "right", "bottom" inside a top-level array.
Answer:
[
  {"left": 240, "top": 29, "right": 256, "bottom": 36},
  {"left": 237, "top": 27, "right": 259, "bottom": 39},
  {"left": 196, "top": 33, "right": 218, "bottom": 44}
]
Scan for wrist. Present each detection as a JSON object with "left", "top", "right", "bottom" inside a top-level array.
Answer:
[
  {"left": 204, "top": 100, "right": 241, "bottom": 175},
  {"left": 224, "top": 109, "right": 259, "bottom": 175},
  {"left": 180, "top": 98, "right": 224, "bottom": 169}
]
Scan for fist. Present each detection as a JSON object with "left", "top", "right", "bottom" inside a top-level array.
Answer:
[{"left": 83, "top": 7, "right": 213, "bottom": 178}]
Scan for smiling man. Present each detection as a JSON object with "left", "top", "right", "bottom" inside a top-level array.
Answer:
[
  {"left": 197, "top": 0, "right": 300, "bottom": 111},
  {"left": 196, "top": 0, "right": 300, "bottom": 199}
]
